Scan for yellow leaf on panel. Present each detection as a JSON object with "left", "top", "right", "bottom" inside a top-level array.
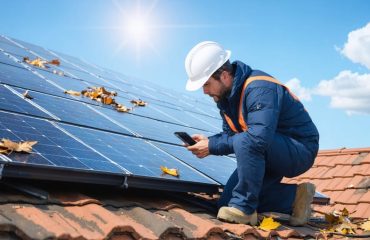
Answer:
[{"left": 160, "top": 166, "right": 179, "bottom": 177}]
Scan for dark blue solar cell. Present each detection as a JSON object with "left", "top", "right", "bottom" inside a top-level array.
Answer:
[
  {"left": 0, "top": 84, "right": 51, "bottom": 118},
  {"left": 8, "top": 152, "right": 54, "bottom": 165},
  {"left": 50, "top": 51, "right": 112, "bottom": 78},
  {"left": 10, "top": 37, "right": 58, "bottom": 61},
  {"left": 0, "top": 128, "right": 21, "bottom": 140},
  {"left": 60, "top": 123, "right": 217, "bottom": 184},
  {"left": 137, "top": 103, "right": 222, "bottom": 132},
  {"left": 93, "top": 105, "right": 211, "bottom": 144},
  {"left": 0, "top": 41, "right": 33, "bottom": 58},
  {"left": 152, "top": 142, "right": 236, "bottom": 185},
  {"left": 42, "top": 154, "right": 90, "bottom": 169},
  {"left": 0, "top": 111, "right": 124, "bottom": 174},
  {"left": 10, "top": 87, "right": 131, "bottom": 135},
  {"left": 0, "top": 51, "right": 22, "bottom": 66},
  {"left": 0, "top": 63, "right": 65, "bottom": 95}
]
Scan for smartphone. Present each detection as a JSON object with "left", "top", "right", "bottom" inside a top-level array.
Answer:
[{"left": 174, "top": 132, "right": 197, "bottom": 146}]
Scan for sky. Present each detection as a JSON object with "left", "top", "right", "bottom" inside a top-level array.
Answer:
[{"left": 1, "top": 0, "right": 370, "bottom": 150}]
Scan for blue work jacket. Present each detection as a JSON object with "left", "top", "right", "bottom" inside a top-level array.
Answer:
[{"left": 208, "top": 61, "right": 319, "bottom": 157}]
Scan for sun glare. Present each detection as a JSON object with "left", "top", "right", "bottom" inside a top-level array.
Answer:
[{"left": 125, "top": 15, "right": 150, "bottom": 43}]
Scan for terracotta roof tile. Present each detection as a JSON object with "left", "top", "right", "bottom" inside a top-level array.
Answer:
[{"left": 1, "top": 147, "right": 370, "bottom": 239}]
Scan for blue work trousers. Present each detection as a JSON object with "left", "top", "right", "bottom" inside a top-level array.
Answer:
[{"left": 218, "top": 133, "right": 318, "bottom": 214}]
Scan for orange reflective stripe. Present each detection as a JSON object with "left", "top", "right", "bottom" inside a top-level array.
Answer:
[
  {"left": 237, "top": 76, "right": 282, "bottom": 131},
  {"left": 224, "top": 75, "right": 299, "bottom": 133},
  {"left": 223, "top": 113, "right": 238, "bottom": 133}
]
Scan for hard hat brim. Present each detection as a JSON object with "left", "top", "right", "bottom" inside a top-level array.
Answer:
[{"left": 185, "top": 50, "right": 231, "bottom": 91}]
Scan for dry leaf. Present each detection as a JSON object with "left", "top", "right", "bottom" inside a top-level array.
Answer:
[
  {"left": 116, "top": 104, "right": 130, "bottom": 113},
  {"left": 64, "top": 90, "right": 81, "bottom": 96},
  {"left": 131, "top": 99, "right": 147, "bottom": 106},
  {"left": 335, "top": 222, "right": 356, "bottom": 235},
  {"left": 258, "top": 217, "right": 281, "bottom": 231},
  {"left": 101, "top": 95, "right": 114, "bottom": 105},
  {"left": 0, "top": 139, "right": 37, "bottom": 154},
  {"left": 22, "top": 90, "right": 33, "bottom": 99},
  {"left": 160, "top": 166, "right": 179, "bottom": 177},
  {"left": 48, "top": 59, "right": 60, "bottom": 66},
  {"left": 23, "top": 57, "right": 48, "bottom": 68},
  {"left": 340, "top": 208, "right": 349, "bottom": 217},
  {"left": 361, "top": 219, "right": 370, "bottom": 231}
]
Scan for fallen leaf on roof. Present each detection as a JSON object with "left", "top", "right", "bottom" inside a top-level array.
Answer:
[
  {"left": 64, "top": 90, "right": 81, "bottom": 96},
  {"left": 131, "top": 99, "right": 147, "bottom": 106},
  {"left": 81, "top": 87, "right": 116, "bottom": 103},
  {"left": 321, "top": 208, "right": 359, "bottom": 235},
  {"left": 49, "top": 59, "right": 60, "bottom": 66},
  {"left": 0, "top": 139, "right": 37, "bottom": 154},
  {"left": 23, "top": 57, "right": 47, "bottom": 68},
  {"left": 23, "top": 57, "right": 61, "bottom": 69},
  {"left": 361, "top": 219, "right": 370, "bottom": 231},
  {"left": 160, "top": 166, "right": 179, "bottom": 177},
  {"left": 258, "top": 217, "right": 281, "bottom": 231},
  {"left": 101, "top": 95, "right": 115, "bottom": 105},
  {"left": 22, "top": 90, "right": 33, "bottom": 99},
  {"left": 115, "top": 104, "right": 131, "bottom": 113},
  {"left": 335, "top": 222, "right": 356, "bottom": 235}
]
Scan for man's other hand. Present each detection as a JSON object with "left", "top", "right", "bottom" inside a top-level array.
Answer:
[{"left": 187, "top": 134, "right": 209, "bottom": 158}]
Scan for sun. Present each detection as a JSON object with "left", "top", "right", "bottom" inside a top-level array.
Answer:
[
  {"left": 112, "top": 0, "right": 159, "bottom": 63},
  {"left": 125, "top": 14, "right": 150, "bottom": 43}
]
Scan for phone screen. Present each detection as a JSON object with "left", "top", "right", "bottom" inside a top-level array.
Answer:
[{"left": 174, "top": 132, "right": 197, "bottom": 146}]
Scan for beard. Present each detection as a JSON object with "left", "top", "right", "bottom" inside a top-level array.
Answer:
[{"left": 210, "top": 89, "right": 231, "bottom": 103}]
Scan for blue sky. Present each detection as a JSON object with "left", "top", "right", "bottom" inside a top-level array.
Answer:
[{"left": 1, "top": 0, "right": 370, "bottom": 150}]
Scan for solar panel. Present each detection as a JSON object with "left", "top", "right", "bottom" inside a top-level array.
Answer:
[
  {"left": 0, "top": 62, "right": 66, "bottom": 96},
  {"left": 0, "top": 84, "right": 51, "bottom": 118},
  {"left": 152, "top": 142, "right": 236, "bottom": 185},
  {"left": 92, "top": 105, "right": 212, "bottom": 144},
  {"left": 0, "top": 36, "right": 35, "bottom": 58},
  {"left": 0, "top": 51, "right": 22, "bottom": 66},
  {"left": 9, "top": 87, "right": 132, "bottom": 135},
  {"left": 0, "top": 35, "right": 234, "bottom": 194},
  {"left": 60, "top": 123, "right": 217, "bottom": 184},
  {"left": 0, "top": 110, "right": 124, "bottom": 174}
]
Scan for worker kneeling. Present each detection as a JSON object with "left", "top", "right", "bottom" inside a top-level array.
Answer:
[{"left": 184, "top": 41, "right": 319, "bottom": 226}]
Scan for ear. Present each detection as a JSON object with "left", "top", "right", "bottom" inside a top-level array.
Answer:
[{"left": 221, "top": 71, "right": 233, "bottom": 87}]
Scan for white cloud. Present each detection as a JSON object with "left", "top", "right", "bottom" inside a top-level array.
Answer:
[
  {"left": 341, "top": 22, "right": 370, "bottom": 69},
  {"left": 285, "top": 78, "right": 312, "bottom": 101},
  {"left": 314, "top": 70, "right": 370, "bottom": 115}
]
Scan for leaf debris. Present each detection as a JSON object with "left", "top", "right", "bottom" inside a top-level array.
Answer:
[
  {"left": 131, "top": 99, "right": 147, "bottom": 107},
  {"left": 258, "top": 217, "right": 281, "bottom": 231},
  {"left": 22, "top": 90, "right": 33, "bottom": 99},
  {"left": 64, "top": 90, "right": 81, "bottom": 96},
  {"left": 23, "top": 57, "right": 64, "bottom": 75},
  {"left": 0, "top": 138, "right": 37, "bottom": 154},
  {"left": 160, "top": 166, "right": 179, "bottom": 177}
]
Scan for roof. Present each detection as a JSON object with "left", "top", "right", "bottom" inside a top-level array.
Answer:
[
  {"left": 0, "top": 147, "right": 369, "bottom": 239},
  {"left": 283, "top": 147, "right": 370, "bottom": 219}
]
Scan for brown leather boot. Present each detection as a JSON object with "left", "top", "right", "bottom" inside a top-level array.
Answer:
[
  {"left": 217, "top": 206, "right": 258, "bottom": 225},
  {"left": 289, "top": 182, "right": 316, "bottom": 226}
]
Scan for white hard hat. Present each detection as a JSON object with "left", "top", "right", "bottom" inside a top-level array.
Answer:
[{"left": 185, "top": 41, "right": 231, "bottom": 91}]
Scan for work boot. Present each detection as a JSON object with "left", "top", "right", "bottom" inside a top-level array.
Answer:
[
  {"left": 289, "top": 182, "right": 316, "bottom": 226},
  {"left": 217, "top": 206, "right": 258, "bottom": 225}
]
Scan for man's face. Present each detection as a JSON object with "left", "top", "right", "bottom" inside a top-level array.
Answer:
[{"left": 202, "top": 74, "right": 230, "bottom": 102}]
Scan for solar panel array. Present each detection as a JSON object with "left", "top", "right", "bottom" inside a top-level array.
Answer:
[{"left": 0, "top": 35, "right": 236, "bottom": 193}]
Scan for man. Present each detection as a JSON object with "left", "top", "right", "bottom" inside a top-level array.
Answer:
[{"left": 184, "top": 41, "right": 319, "bottom": 226}]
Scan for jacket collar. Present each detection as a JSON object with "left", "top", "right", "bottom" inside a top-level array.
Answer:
[{"left": 218, "top": 61, "right": 251, "bottom": 109}]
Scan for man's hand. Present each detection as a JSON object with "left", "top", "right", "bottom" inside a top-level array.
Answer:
[{"left": 187, "top": 134, "right": 210, "bottom": 158}]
